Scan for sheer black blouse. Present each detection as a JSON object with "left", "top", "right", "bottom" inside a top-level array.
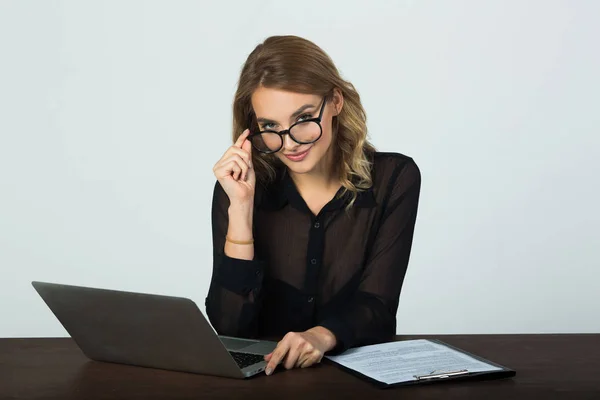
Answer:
[{"left": 205, "top": 151, "right": 421, "bottom": 354}]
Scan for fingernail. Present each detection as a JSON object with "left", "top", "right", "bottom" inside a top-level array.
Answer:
[{"left": 265, "top": 367, "right": 272, "bottom": 375}]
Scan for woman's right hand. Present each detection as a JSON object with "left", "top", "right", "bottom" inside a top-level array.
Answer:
[{"left": 213, "top": 129, "right": 256, "bottom": 205}]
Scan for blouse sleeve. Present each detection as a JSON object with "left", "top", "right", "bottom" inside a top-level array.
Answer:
[
  {"left": 319, "top": 159, "right": 421, "bottom": 353},
  {"left": 205, "top": 181, "right": 265, "bottom": 338}
]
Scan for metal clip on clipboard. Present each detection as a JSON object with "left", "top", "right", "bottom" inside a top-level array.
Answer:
[{"left": 414, "top": 369, "right": 470, "bottom": 381}]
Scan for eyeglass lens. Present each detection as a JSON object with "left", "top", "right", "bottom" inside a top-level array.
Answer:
[{"left": 251, "top": 121, "right": 322, "bottom": 153}]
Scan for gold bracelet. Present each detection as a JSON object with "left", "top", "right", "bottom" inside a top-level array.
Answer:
[{"left": 226, "top": 236, "right": 254, "bottom": 245}]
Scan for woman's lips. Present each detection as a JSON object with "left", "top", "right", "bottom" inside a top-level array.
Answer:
[{"left": 284, "top": 147, "right": 311, "bottom": 162}]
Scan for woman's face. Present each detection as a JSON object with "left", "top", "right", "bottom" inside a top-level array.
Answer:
[{"left": 251, "top": 87, "right": 341, "bottom": 176}]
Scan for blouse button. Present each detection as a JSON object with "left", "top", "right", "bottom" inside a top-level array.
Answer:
[
  {"left": 311, "top": 259, "right": 317, "bottom": 265},
  {"left": 314, "top": 222, "right": 320, "bottom": 228},
  {"left": 307, "top": 296, "right": 314, "bottom": 303}
]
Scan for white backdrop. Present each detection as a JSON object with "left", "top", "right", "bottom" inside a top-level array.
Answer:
[{"left": 1, "top": 0, "right": 598, "bottom": 338}]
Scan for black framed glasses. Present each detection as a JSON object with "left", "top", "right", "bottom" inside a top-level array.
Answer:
[{"left": 248, "top": 96, "right": 328, "bottom": 154}]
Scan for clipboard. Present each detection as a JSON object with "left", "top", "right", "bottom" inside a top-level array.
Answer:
[{"left": 325, "top": 339, "right": 516, "bottom": 389}]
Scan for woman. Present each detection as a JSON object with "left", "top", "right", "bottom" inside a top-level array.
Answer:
[{"left": 206, "top": 35, "right": 421, "bottom": 376}]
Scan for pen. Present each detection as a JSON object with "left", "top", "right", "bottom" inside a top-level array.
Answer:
[{"left": 414, "top": 369, "right": 469, "bottom": 380}]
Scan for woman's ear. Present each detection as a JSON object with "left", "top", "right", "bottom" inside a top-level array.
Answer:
[{"left": 332, "top": 87, "right": 344, "bottom": 116}]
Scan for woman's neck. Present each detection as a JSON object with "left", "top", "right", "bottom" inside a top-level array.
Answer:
[
  {"left": 290, "top": 170, "right": 338, "bottom": 194},
  {"left": 288, "top": 148, "right": 339, "bottom": 193}
]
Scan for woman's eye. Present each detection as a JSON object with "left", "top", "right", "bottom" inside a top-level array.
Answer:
[
  {"left": 297, "top": 113, "right": 313, "bottom": 122},
  {"left": 261, "top": 123, "right": 276, "bottom": 130}
]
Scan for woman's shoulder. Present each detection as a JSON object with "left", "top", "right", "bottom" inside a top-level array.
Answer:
[
  {"left": 371, "top": 151, "right": 419, "bottom": 176},
  {"left": 366, "top": 151, "right": 421, "bottom": 196},
  {"left": 372, "top": 151, "right": 416, "bottom": 164}
]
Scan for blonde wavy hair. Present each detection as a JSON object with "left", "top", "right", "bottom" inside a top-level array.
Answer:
[{"left": 232, "top": 35, "right": 376, "bottom": 206}]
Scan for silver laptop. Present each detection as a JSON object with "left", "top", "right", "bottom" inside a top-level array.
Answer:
[{"left": 32, "top": 281, "right": 277, "bottom": 378}]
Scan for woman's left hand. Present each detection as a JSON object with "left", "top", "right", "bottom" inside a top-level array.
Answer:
[{"left": 264, "top": 326, "right": 337, "bottom": 375}]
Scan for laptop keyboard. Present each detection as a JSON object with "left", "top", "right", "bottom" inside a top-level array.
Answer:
[{"left": 229, "top": 351, "right": 265, "bottom": 369}]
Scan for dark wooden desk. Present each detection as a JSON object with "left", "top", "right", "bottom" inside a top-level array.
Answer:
[{"left": 1, "top": 334, "right": 599, "bottom": 399}]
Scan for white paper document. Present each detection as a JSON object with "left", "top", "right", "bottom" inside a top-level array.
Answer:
[{"left": 326, "top": 339, "right": 502, "bottom": 385}]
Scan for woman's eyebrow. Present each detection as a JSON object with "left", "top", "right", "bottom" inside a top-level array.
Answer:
[{"left": 256, "top": 103, "right": 317, "bottom": 125}]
